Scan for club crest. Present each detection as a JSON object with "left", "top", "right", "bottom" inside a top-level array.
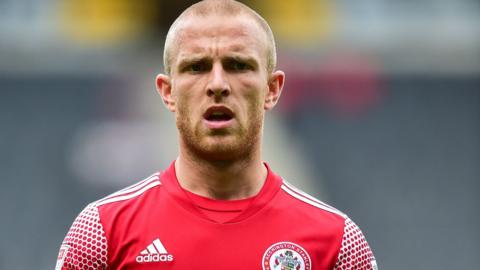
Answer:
[{"left": 262, "top": 242, "right": 311, "bottom": 270}]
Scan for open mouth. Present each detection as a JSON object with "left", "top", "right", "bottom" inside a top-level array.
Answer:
[
  {"left": 206, "top": 111, "right": 233, "bottom": 121},
  {"left": 203, "top": 106, "right": 235, "bottom": 129},
  {"left": 203, "top": 106, "right": 234, "bottom": 122}
]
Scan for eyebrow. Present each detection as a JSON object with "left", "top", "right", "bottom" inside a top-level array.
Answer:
[
  {"left": 223, "top": 55, "right": 259, "bottom": 69},
  {"left": 177, "top": 56, "right": 212, "bottom": 70},
  {"left": 176, "top": 54, "right": 260, "bottom": 71},
  {"left": 178, "top": 54, "right": 255, "bottom": 62}
]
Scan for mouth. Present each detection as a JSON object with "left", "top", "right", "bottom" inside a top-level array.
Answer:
[{"left": 203, "top": 106, "right": 235, "bottom": 129}]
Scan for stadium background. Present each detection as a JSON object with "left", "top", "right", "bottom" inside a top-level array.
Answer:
[{"left": 0, "top": 0, "right": 479, "bottom": 269}]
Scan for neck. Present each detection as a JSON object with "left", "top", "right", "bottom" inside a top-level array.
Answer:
[{"left": 175, "top": 146, "right": 267, "bottom": 200}]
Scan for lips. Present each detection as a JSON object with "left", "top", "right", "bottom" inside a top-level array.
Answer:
[
  {"left": 203, "top": 106, "right": 235, "bottom": 129},
  {"left": 203, "top": 106, "right": 234, "bottom": 121}
]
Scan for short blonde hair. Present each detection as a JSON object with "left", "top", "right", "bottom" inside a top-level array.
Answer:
[{"left": 163, "top": 0, "right": 277, "bottom": 75}]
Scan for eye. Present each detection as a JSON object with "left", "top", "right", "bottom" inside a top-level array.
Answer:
[
  {"left": 189, "top": 63, "right": 204, "bottom": 72},
  {"left": 232, "top": 61, "right": 248, "bottom": 70},
  {"left": 183, "top": 61, "right": 210, "bottom": 73},
  {"left": 225, "top": 60, "right": 252, "bottom": 72}
]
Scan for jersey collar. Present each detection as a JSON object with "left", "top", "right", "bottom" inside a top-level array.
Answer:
[{"left": 160, "top": 160, "right": 282, "bottom": 224}]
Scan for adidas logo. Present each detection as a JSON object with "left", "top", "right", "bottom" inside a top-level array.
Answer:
[{"left": 136, "top": 238, "right": 174, "bottom": 263}]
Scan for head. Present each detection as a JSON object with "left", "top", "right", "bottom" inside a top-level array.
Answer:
[{"left": 156, "top": 0, "right": 285, "bottom": 162}]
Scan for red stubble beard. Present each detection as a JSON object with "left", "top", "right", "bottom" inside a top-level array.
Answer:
[{"left": 176, "top": 100, "right": 264, "bottom": 162}]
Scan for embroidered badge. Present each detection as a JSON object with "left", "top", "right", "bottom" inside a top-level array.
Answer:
[{"left": 262, "top": 242, "right": 311, "bottom": 270}]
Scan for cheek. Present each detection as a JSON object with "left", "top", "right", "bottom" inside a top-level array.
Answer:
[
  {"left": 174, "top": 95, "right": 193, "bottom": 126},
  {"left": 173, "top": 81, "right": 196, "bottom": 111},
  {"left": 240, "top": 89, "right": 265, "bottom": 126},
  {"left": 238, "top": 76, "right": 267, "bottom": 103},
  {"left": 244, "top": 82, "right": 267, "bottom": 110},
  {"left": 174, "top": 76, "right": 208, "bottom": 101}
]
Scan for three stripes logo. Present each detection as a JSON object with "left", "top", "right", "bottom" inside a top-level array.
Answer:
[{"left": 136, "top": 238, "right": 174, "bottom": 263}]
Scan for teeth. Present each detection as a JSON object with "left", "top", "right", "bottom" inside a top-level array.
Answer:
[{"left": 211, "top": 111, "right": 225, "bottom": 116}]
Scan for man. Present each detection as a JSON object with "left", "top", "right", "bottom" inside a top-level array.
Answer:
[{"left": 56, "top": 1, "right": 377, "bottom": 269}]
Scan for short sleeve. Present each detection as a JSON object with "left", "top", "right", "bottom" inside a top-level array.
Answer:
[
  {"left": 333, "top": 218, "right": 378, "bottom": 270},
  {"left": 55, "top": 203, "right": 108, "bottom": 270}
]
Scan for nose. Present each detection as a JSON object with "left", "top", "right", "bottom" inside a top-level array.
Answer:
[{"left": 206, "top": 62, "right": 230, "bottom": 98}]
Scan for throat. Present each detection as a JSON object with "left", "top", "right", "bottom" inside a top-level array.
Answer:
[{"left": 174, "top": 156, "right": 267, "bottom": 200}]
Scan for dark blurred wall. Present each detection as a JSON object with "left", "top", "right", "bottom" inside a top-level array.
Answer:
[
  {"left": 0, "top": 76, "right": 120, "bottom": 269},
  {"left": 283, "top": 75, "right": 480, "bottom": 270}
]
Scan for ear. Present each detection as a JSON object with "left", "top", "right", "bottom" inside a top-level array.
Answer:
[
  {"left": 156, "top": 74, "right": 175, "bottom": 112},
  {"left": 264, "top": 70, "right": 285, "bottom": 110}
]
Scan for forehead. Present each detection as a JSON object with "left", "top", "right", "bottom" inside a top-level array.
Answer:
[{"left": 173, "top": 14, "right": 268, "bottom": 63}]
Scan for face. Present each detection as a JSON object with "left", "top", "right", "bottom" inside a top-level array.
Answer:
[{"left": 157, "top": 14, "right": 284, "bottom": 161}]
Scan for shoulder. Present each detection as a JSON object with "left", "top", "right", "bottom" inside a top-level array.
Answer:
[
  {"left": 279, "top": 179, "right": 347, "bottom": 219},
  {"left": 56, "top": 172, "right": 165, "bottom": 269},
  {"left": 274, "top": 179, "right": 348, "bottom": 242},
  {"left": 56, "top": 202, "right": 108, "bottom": 270},
  {"left": 333, "top": 217, "right": 378, "bottom": 269},
  {"left": 94, "top": 172, "right": 162, "bottom": 209},
  {"left": 84, "top": 172, "right": 164, "bottom": 232},
  {"left": 278, "top": 180, "right": 378, "bottom": 269}
]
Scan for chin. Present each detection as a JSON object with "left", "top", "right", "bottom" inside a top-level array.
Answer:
[
  {"left": 201, "top": 139, "right": 246, "bottom": 160},
  {"left": 188, "top": 136, "right": 252, "bottom": 162},
  {"left": 178, "top": 120, "right": 262, "bottom": 162}
]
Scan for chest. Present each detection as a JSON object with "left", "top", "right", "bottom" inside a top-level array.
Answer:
[{"left": 105, "top": 200, "right": 340, "bottom": 270}]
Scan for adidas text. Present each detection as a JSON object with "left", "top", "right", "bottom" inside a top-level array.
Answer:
[{"left": 136, "top": 254, "right": 174, "bottom": 263}]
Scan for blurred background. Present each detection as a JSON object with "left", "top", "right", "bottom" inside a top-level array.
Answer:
[{"left": 0, "top": 0, "right": 479, "bottom": 269}]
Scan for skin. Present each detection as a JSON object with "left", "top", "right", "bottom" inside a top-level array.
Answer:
[{"left": 156, "top": 13, "right": 285, "bottom": 200}]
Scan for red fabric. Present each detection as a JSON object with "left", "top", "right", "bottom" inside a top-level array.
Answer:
[
  {"left": 184, "top": 189, "right": 255, "bottom": 223},
  {"left": 57, "top": 161, "right": 377, "bottom": 270}
]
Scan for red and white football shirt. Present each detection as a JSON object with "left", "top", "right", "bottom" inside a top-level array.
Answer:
[{"left": 56, "top": 162, "right": 377, "bottom": 270}]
